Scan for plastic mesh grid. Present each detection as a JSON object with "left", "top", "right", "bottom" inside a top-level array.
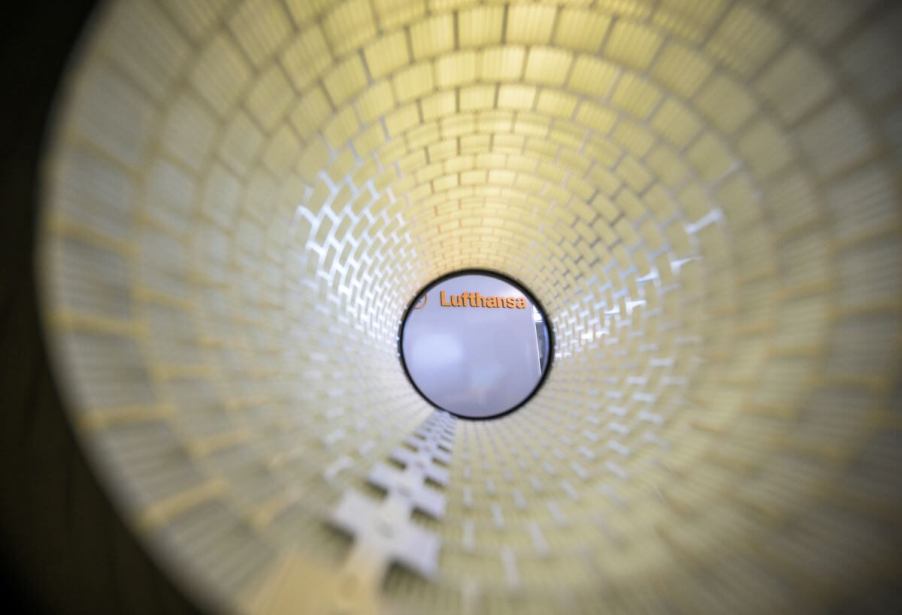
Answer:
[{"left": 39, "top": 0, "right": 902, "bottom": 612}]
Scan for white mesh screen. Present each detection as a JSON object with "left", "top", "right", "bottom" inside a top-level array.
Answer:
[{"left": 39, "top": 0, "right": 902, "bottom": 612}]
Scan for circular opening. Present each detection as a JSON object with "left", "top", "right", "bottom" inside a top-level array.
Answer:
[{"left": 399, "top": 270, "right": 553, "bottom": 420}]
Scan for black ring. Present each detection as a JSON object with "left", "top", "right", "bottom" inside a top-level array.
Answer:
[{"left": 397, "top": 268, "right": 555, "bottom": 421}]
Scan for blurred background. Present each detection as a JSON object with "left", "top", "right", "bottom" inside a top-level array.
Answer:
[{"left": 1, "top": 0, "right": 901, "bottom": 613}]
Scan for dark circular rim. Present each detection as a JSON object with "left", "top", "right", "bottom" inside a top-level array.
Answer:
[{"left": 397, "top": 268, "right": 555, "bottom": 421}]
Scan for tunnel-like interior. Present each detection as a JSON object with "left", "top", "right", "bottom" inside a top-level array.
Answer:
[{"left": 31, "top": 0, "right": 902, "bottom": 612}]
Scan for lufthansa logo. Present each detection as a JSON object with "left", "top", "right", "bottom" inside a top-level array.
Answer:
[{"left": 439, "top": 290, "right": 527, "bottom": 309}]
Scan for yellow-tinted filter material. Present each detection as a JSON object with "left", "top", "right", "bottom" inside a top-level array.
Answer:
[{"left": 38, "top": 0, "right": 902, "bottom": 613}]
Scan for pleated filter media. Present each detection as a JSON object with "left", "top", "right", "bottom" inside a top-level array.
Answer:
[{"left": 37, "top": 0, "right": 902, "bottom": 612}]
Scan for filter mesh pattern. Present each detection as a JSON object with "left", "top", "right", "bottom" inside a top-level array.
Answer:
[{"left": 40, "top": 0, "right": 902, "bottom": 612}]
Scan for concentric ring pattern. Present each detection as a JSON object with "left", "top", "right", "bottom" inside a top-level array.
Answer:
[{"left": 39, "top": 0, "right": 902, "bottom": 613}]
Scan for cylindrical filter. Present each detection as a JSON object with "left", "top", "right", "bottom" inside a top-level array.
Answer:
[{"left": 33, "top": 0, "right": 902, "bottom": 613}]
